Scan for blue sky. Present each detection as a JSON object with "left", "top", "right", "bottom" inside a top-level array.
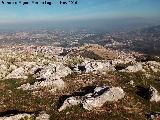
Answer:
[{"left": 0, "top": 0, "right": 160, "bottom": 24}]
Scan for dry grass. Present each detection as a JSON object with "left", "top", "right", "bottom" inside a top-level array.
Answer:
[{"left": 1, "top": 71, "right": 160, "bottom": 119}]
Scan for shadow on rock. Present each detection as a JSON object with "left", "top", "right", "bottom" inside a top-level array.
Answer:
[
  {"left": 136, "top": 85, "right": 152, "bottom": 100},
  {"left": 57, "top": 86, "right": 96, "bottom": 108}
]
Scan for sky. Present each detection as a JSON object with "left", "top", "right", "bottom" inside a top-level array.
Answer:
[{"left": 0, "top": 0, "right": 160, "bottom": 29}]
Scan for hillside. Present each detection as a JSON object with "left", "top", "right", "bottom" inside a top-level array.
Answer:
[
  {"left": 125, "top": 25, "right": 160, "bottom": 55},
  {"left": 1, "top": 45, "right": 160, "bottom": 119}
]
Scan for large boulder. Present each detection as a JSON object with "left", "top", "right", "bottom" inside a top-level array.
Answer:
[
  {"left": 82, "top": 87, "right": 125, "bottom": 110},
  {"left": 58, "top": 86, "right": 125, "bottom": 111}
]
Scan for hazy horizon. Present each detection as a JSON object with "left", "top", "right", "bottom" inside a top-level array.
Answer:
[
  {"left": 0, "top": 17, "right": 160, "bottom": 32},
  {"left": 0, "top": 0, "right": 160, "bottom": 31}
]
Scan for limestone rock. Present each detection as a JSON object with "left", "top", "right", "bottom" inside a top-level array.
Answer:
[
  {"left": 8, "top": 64, "right": 17, "bottom": 72},
  {"left": 0, "top": 64, "right": 9, "bottom": 79},
  {"left": 76, "top": 60, "right": 114, "bottom": 73},
  {"left": 36, "top": 111, "right": 50, "bottom": 120},
  {"left": 5, "top": 67, "right": 28, "bottom": 79},
  {"left": 148, "top": 112, "right": 160, "bottom": 120},
  {"left": 150, "top": 86, "right": 160, "bottom": 102},
  {"left": 58, "top": 86, "right": 125, "bottom": 111},
  {"left": 18, "top": 79, "right": 65, "bottom": 91},
  {"left": 58, "top": 97, "right": 81, "bottom": 112},
  {"left": 82, "top": 87, "right": 125, "bottom": 110},
  {"left": 147, "top": 61, "right": 160, "bottom": 72},
  {"left": 111, "top": 58, "right": 135, "bottom": 66},
  {"left": 0, "top": 113, "right": 33, "bottom": 120},
  {"left": 36, "top": 63, "right": 72, "bottom": 80},
  {"left": 120, "top": 63, "right": 144, "bottom": 73}
]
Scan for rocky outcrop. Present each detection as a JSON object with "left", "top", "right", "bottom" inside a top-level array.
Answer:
[
  {"left": 18, "top": 78, "right": 65, "bottom": 91},
  {"left": 147, "top": 61, "right": 160, "bottom": 72},
  {"left": 0, "top": 111, "right": 50, "bottom": 120},
  {"left": 3, "top": 62, "right": 38, "bottom": 80},
  {"left": 35, "top": 111, "right": 50, "bottom": 120},
  {"left": 120, "top": 63, "right": 144, "bottom": 73},
  {"left": 85, "top": 61, "right": 113, "bottom": 73},
  {"left": 75, "top": 60, "right": 115, "bottom": 73},
  {"left": 1, "top": 61, "right": 72, "bottom": 81},
  {"left": 111, "top": 58, "right": 135, "bottom": 66},
  {"left": 58, "top": 86, "right": 125, "bottom": 111},
  {"left": 35, "top": 63, "right": 72, "bottom": 80},
  {"left": 147, "top": 112, "right": 160, "bottom": 120},
  {"left": 17, "top": 63, "right": 71, "bottom": 91},
  {"left": 58, "top": 97, "right": 81, "bottom": 112},
  {"left": 0, "top": 113, "right": 34, "bottom": 120},
  {"left": 150, "top": 86, "right": 160, "bottom": 102},
  {"left": 0, "top": 64, "right": 8, "bottom": 79},
  {"left": 5, "top": 67, "right": 28, "bottom": 79},
  {"left": 136, "top": 86, "right": 160, "bottom": 102},
  {"left": 82, "top": 86, "right": 125, "bottom": 110}
]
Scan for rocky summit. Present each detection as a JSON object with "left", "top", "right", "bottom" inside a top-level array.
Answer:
[{"left": 1, "top": 44, "right": 160, "bottom": 120}]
